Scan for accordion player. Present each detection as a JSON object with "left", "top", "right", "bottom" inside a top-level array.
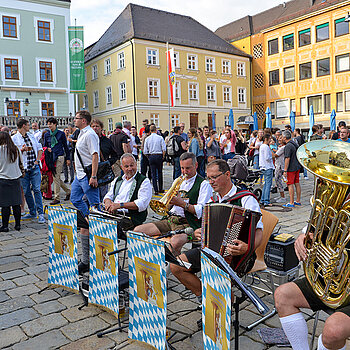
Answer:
[{"left": 170, "top": 159, "right": 263, "bottom": 301}]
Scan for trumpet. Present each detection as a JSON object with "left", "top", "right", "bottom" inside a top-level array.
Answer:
[{"left": 150, "top": 175, "right": 187, "bottom": 216}]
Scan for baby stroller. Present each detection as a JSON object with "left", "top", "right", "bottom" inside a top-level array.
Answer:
[{"left": 228, "top": 156, "right": 262, "bottom": 201}]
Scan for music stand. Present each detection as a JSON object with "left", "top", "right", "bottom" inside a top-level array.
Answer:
[{"left": 201, "top": 248, "right": 269, "bottom": 350}]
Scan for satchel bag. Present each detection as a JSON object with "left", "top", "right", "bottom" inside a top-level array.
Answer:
[
  {"left": 76, "top": 149, "right": 115, "bottom": 187},
  {"left": 248, "top": 138, "right": 256, "bottom": 158}
]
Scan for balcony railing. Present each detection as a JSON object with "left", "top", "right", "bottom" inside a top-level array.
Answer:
[{"left": 0, "top": 116, "right": 75, "bottom": 129}]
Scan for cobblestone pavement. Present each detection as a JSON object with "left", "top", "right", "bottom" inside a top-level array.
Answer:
[{"left": 0, "top": 165, "right": 349, "bottom": 349}]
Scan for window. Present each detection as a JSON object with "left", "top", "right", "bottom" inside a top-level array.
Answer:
[
  {"left": 223, "top": 86, "right": 231, "bottom": 102},
  {"left": 84, "top": 69, "right": 87, "bottom": 83},
  {"left": 207, "top": 85, "right": 215, "bottom": 101},
  {"left": 148, "top": 79, "right": 159, "bottom": 97},
  {"left": 175, "top": 82, "right": 180, "bottom": 99},
  {"left": 106, "top": 87, "right": 112, "bottom": 104},
  {"left": 317, "top": 58, "right": 330, "bottom": 77},
  {"left": 92, "top": 65, "right": 97, "bottom": 80},
  {"left": 290, "top": 99, "right": 296, "bottom": 113},
  {"left": 337, "top": 92, "right": 343, "bottom": 112},
  {"left": 335, "top": 18, "right": 349, "bottom": 37},
  {"left": 276, "top": 100, "right": 289, "bottom": 118},
  {"left": 300, "top": 97, "right": 306, "bottom": 116},
  {"left": 37, "top": 20, "right": 51, "bottom": 41},
  {"left": 189, "top": 83, "right": 198, "bottom": 100},
  {"left": 83, "top": 94, "right": 88, "bottom": 109},
  {"left": 150, "top": 113, "right": 159, "bottom": 127},
  {"left": 2, "top": 16, "right": 17, "bottom": 38},
  {"left": 121, "top": 115, "right": 127, "bottom": 123},
  {"left": 174, "top": 52, "right": 180, "bottom": 68},
  {"left": 4, "top": 58, "right": 18, "bottom": 79},
  {"left": 93, "top": 91, "right": 99, "bottom": 108},
  {"left": 299, "top": 28, "right": 311, "bottom": 47},
  {"left": 299, "top": 62, "right": 312, "bottom": 80},
  {"left": 41, "top": 102, "right": 54, "bottom": 116},
  {"left": 147, "top": 48, "right": 158, "bottom": 65},
  {"left": 171, "top": 114, "right": 180, "bottom": 127},
  {"left": 224, "top": 115, "right": 229, "bottom": 126},
  {"left": 270, "top": 102, "right": 275, "bottom": 118},
  {"left": 324, "top": 94, "right": 331, "bottom": 113},
  {"left": 307, "top": 95, "right": 322, "bottom": 114},
  {"left": 119, "top": 82, "right": 126, "bottom": 101},
  {"left": 345, "top": 91, "right": 350, "bottom": 111},
  {"left": 118, "top": 52, "right": 125, "bottom": 69},
  {"left": 222, "top": 60, "right": 231, "bottom": 74},
  {"left": 105, "top": 58, "right": 111, "bottom": 75},
  {"left": 269, "top": 69, "right": 279, "bottom": 86},
  {"left": 237, "top": 62, "right": 245, "bottom": 76},
  {"left": 187, "top": 55, "right": 197, "bottom": 70},
  {"left": 108, "top": 118, "right": 113, "bottom": 132},
  {"left": 284, "top": 66, "right": 295, "bottom": 83},
  {"left": 7, "top": 101, "right": 20, "bottom": 116},
  {"left": 206, "top": 57, "right": 215, "bottom": 72},
  {"left": 336, "top": 54, "right": 350, "bottom": 73},
  {"left": 316, "top": 23, "right": 329, "bottom": 42},
  {"left": 268, "top": 38, "right": 278, "bottom": 55},
  {"left": 39, "top": 61, "right": 52, "bottom": 81},
  {"left": 238, "top": 88, "right": 246, "bottom": 103},
  {"left": 283, "top": 34, "right": 294, "bottom": 51}
]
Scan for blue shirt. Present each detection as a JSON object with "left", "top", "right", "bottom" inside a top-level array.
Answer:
[
  {"left": 143, "top": 132, "right": 166, "bottom": 155},
  {"left": 189, "top": 138, "right": 204, "bottom": 157},
  {"left": 337, "top": 138, "right": 350, "bottom": 143},
  {"left": 43, "top": 129, "right": 70, "bottom": 160},
  {"left": 181, "top": 132, "right": 189, "bottom": 142}
]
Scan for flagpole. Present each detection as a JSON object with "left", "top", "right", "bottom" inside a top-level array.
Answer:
[
  {"left": 166, "top": 42, "right": 171, "bottom": 133},
  {"left": 74, "top": 18, "right": 78, "bottom": 114}
]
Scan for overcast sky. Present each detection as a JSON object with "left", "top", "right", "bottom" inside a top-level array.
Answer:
[{"left": 70, "top": 0, "right": 283, "bottom": 47}]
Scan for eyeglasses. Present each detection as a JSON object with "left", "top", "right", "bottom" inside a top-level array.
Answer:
[{"left": 206, "top": 172, "right": 224, "bottom": 182}]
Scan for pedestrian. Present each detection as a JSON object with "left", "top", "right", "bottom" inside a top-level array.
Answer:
[
  {"left": 273, "top": 134, "right": 286, "bottom": 203},
  {"left": 337, "top": 126, "right": 350, "bottom": 143},
  {"left": 331, "top": 121, "right": 346, "bottom": 140},
  {"left": 91, "top": 119, "right": 118, "bottom": 199},
  {"left": 143, "top": 124, "right": 166, "bottom": 195},
  {"left": 282, "top": 130, "right": 301, "bottom": 208},
  {"left": 188, "top": 127, "right": 205, "bottom": 178},
  {"left": 63, "top": 127, "right": 74, "bottom": 184},
  {"left": 247, "top": 130, "right": 257, "bottom": 166},
  {"left": 310, "top": 125, "right": 322, "bottom": 141},
  {"left": 251, "top": 129, "right": 263, "bottom": 172},
  {"left": 31, "top": 122, "right": 42, "bottom": 143},
  {"left": 259, "top": 133, "right": 275, "bottom": 207},
  {"left": 234, "top": 129, "right": 246, "bottom": 155},
  {"left": 43, "top": 117, "right": 71, "bottom": 205},
  {"left": 294, "top": 128, "right": 308, "bottom": 179},
  {"left": 130, "top": 126, "right": 141, "bottom": 160},
  {"left": 169, "top": 126, "right": 187, "bottom": 179},
  {"left": 70, "top": 110, "right": 100, "bottom": 275},
  {"left": 220, "top": 128, "right": 236, "bottom": 160},
  {"left": 140, "top": 125, "right": 152, "bottom": 180},
  {"left": 139, "top": 119, "right": 148, "bottom": 138},
  {"left": 12, "top": 119, "right": 45, "bottom": 223},
  {"left": 206, "top": 129, "right": 221, "bottom": 163},
  {"left": 110, "top": 122, "right": 131, "bottom": 177},
  {"left": 179, "top": 122, "right": 189, "bottom": 143},
  {"left": 0, "top": 131, "right": 22, "bottom": 231}
]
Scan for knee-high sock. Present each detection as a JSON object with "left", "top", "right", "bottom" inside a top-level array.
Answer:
[
  {"left": 280, "top": 312, "right": 309, "bottom": 350},
  {"left": 1, "top": 207, "right": 10, "bottom": 228},
  {"left": 12, "top": 205, "right": 21, "bottom": 227},
  {"left": 317, "top": 334, "right": 347, "bottom": 350},
  {"left": 81, "top": 234, "right": 90, "bottom": 265}
]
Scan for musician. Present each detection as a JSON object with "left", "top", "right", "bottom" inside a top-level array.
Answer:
[
  {"left": 103, "top": 153, "right": 152, "bottom": 230},
  {"left": 134, "top": 152, "right": 212, "bottom": 255},
  {"left": 275, "top": 233, "right": 350, "bottom": 350},
  {"left": 170, "top": 159, "right": 263, "bottom": 303}
]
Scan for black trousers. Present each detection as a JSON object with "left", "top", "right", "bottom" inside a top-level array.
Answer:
[{"left": 148, "top": 154, "right": 163, "bottom": 193}]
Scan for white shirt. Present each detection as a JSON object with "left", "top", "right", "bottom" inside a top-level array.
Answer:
[
  {"left": 275, "top": 145, "right": 285, "bottom": 169},
  {"left": 130, "top": 134, "right": 137, "bottom": 156},
  {"left": 170, "top": 174, "right": 212, "bottom": 219},
  {"left": 32, "top": 129, "right": 42, "bottom": 142},
  {"left": 223, "top": 140, "right": 232, "bottom": 154},
  {"left": 259, "top": 144, "right": 275, "bottom": 170},
  {"left": 12, "top": 132, "right": 43, "bottom": 170},
  {"left": 74, "top": 125, "right": 100, "bottom": 180},
  {"left": 143, "top": 132, "right": 166, "bottom": 155},
  {"left": 211, "top": 184, "right": 263, "bottom": 230},
  {"left": 104, "top": 172, "right": 153, "bottom": 213}
]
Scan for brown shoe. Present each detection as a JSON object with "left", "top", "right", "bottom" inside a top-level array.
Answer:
[
  {"left": 50, "top": 199, "right": 60, "bottom": 205},
  {"left": 65, "top": 193, "right": 71, "bottom": 201}
]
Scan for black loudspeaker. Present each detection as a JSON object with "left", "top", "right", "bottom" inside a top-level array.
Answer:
[{"left": 264, "top": 234, "right": 299, "bottom": 271}]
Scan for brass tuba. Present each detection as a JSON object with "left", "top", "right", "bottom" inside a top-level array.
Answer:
[
  {"left": 150, "top": 175, "right": 187, "bottom": 216},
  {"left": 297, "top": 140, "right": 350, "bottom": 309}
]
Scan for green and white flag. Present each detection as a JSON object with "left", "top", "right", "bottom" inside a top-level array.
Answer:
[{"left": 68, "top": 26, "right": 85, "bottom": 93}]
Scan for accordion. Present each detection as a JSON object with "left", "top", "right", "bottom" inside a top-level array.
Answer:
[{"left": 201, "top": 203, "right": 261, "bottom": 275}]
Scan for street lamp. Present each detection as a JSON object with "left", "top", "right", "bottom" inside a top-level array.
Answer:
[
  {"left": 24, "top": 98, "right": 30, "bottom": 106},
  {"left": 4, "top": 97, "right": 9, "bottom": 105}
]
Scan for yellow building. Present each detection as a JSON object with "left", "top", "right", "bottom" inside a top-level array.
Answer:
[
  {"left": 79, "top": 4, "right": 251, "bottom": 132},
  {"left": 216, "top": 0, "right": 350, "bottom": 132}
]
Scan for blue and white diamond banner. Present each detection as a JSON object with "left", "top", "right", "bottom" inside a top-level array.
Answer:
[
  {"left": 201, "top": 252, "right": 231, "bottom": 350},
  {"left": 89, "top": 216, "right": 119, "bottom": 315},
  {"left": 48, "top": 206, "right": 78, "bottom": 291},
  {"left": 127, "top": 232, "right": 167, "bottom": 350}
]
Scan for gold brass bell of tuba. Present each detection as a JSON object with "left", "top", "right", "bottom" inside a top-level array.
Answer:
[
  {"left": 150, "top": 175, "right": 187, "bottom": 216},
  {"left": 297, "top": 140, "right": 350, "bottom": 309}
]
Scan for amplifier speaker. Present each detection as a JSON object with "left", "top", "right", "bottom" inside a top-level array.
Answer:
[{"left": 264, "top": 234, "right": 299, "bottom": 271}]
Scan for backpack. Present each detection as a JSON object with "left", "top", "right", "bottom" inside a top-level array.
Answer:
[
  {"left": 227, "top": 155, "right": 249, "bottom": 181},
  {"left": 166, "top": 135, "right": 180, "bottom": 157}
]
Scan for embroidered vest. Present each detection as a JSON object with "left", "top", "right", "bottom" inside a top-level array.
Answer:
[{"left": 113, "top": 172, "right": 147, "bottom": 226}]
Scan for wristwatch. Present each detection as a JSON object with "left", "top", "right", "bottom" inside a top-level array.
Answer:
[
  {"left": 91, "top": 176, "right": 97, "bottom": 179},
  {"left": 120, "top": 202, "right": 124, "bottom": 208}
]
